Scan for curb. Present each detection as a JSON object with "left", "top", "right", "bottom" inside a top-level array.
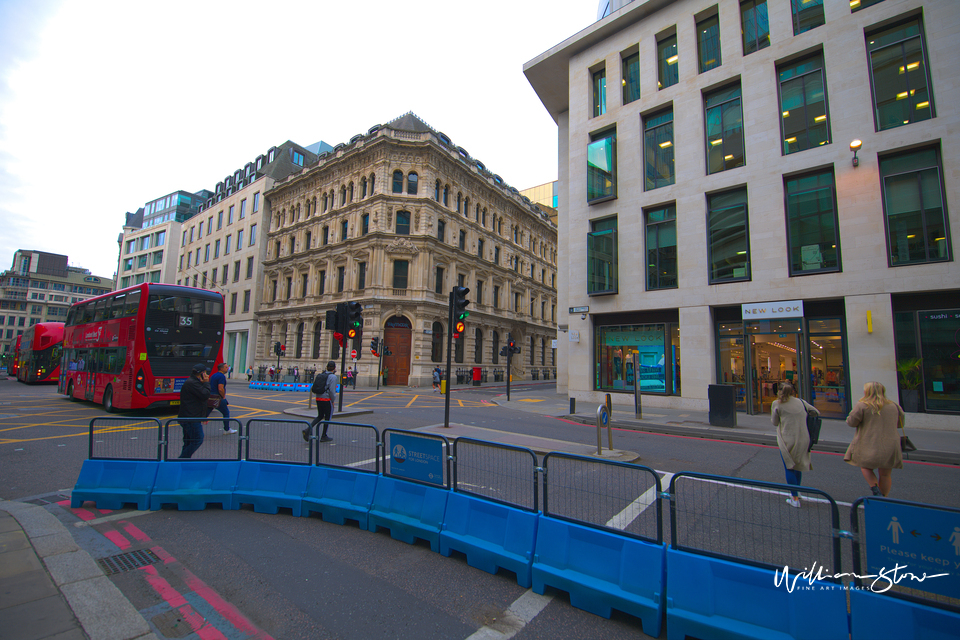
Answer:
[{"left": 0, "top": 499, "right": 159, "bottom": 640}]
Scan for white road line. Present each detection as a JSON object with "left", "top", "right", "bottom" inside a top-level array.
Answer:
[
  {"left": 465, "top": 590, "right": 554, "bottom": 640},
  {"left": 605, "top": 472, "right": 674, "bottom": 530},
  {"left": 670, "top": 473, "right": 853, "bottom": 507},
  {"left": 346, "top": 455, "right": 387, "bottom": 468},
  {"left": 74, "top": 510, "right": 152, "bottom": 527}
]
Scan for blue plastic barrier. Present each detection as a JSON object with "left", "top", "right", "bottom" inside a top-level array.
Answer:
[
  {"left": 231, "top": 461, "right": 310, "bottom": 516},
  {"left": 439, "top": 493, "right": 539, "bottom": 588},
  {"left": 850, "top": 589, "right": 960, "bottom": 640},
  {"left": 302, "top": 466, "right": 378, "bottom": 528},
  {"left": 665, "top": 548, "right": 848, "bottom": 640},
  {"left": 149, "top": 461, "right": 242, "bottom": 511},
  {"left": 71, "top": 460, "right": 159, "bottom": 510},
  {"left": 367, "top": 476, "right": 450, "bottom": 552},
  {"left": 532, "top": 516, "right": 665, "bottom": 637}
]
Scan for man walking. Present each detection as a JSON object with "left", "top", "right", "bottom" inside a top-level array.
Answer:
[
  {"left": 179, "top": 364, "right": 212, "bottom": 458},
  {"left": 209, "top": 363, "right": 237, "bottom": 434},
  {"left": 303, "top": 361, "right": 336, "bottom": 443}
]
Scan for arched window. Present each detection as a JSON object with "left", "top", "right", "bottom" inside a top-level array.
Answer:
[
  {"left": 296, "top": 322, "right": 304, "bottom": 359},
  {"left": 392, "top": 170, "right": 404, "bottom": 193},
  {"left": 369, "top": 173, "right": 375, "bottom": 193},
  {"left": 482, "top": 208, "right": 487, "bottom": 227},
  {"left": 474, "top": 328, "right": 483, "bottom": 364},
  {"left": 312, "top": 321, "right": 322, "bottom": 359},
  {"left": 497, "top": 218, "right": 502, "bottom": 235},
  {"left": 407, "top": 172, "right": 418, "bottom": 195},
  {"left": 340, "top": 185, "right": 346, "bottom": 206},
  {"left": 514, "top": 226, "right": 519, "bottom": 243},
  {"left": 541, "top": 338, "right": 546, "bottom": 365},
  {"left": 492, "top": 331, "right": 500, "bottom": 364},
  {"left": 431, "top": 322, "right": 443, "bottom": 362},
  {"left": 348, "top": 182, "right": 354, "bottom": 202},
  {"left": 443, "top": 185, "right": 449, "bottom": 206},
  {"left": 464, "top": 197, "right": 470, "bottom": 217},
  {"left": 434, "top": 180, "right": 441, "bottom": 202},
  {"left": 396, "top": 210, "right": 410, "bottom": 235},
  {"left": 322, "top": 193, "right": 328, "bottom": 211},
  {"left": 475, "top": 203, "right": 480, "bottom": 221},
  {"left": 457, "top": 192, "right": 462, "bottom": 213}
]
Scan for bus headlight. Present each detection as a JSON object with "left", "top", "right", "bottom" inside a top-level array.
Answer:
[{"left": 135, "top": 368, "right": 146, "bottom": 395}]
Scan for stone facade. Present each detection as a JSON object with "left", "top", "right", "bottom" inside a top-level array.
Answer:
[{"left": 259, "top": 113, "right": 558, "bottom": 388}]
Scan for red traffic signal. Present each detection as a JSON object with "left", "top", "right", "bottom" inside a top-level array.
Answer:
[{"left": 280, "top": 344, "right": 286, "bottom": 353}]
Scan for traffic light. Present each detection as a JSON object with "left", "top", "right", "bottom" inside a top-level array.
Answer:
[
  {"left": 507, "top": 333, "right": 520, "bottom": 355},
  {"left": 280, "top": 344, "right": 286, "bottom": 354},
  {"left": 453, "top": 286, "right": 470, "bottom": 321},
  {"left": 274, "top": 342, "right": 281, "bottom": 356},
  {"left": 370, "top": 337, "right": 380, "bottom": 357},
  {"left": 326, "top": 308, "right": 339, "bottom": 332},
  {"left": 347, "top": 301, "right": 363, "bottom": 356}
]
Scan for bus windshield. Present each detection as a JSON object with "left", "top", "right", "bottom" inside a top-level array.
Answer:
[{"left": 144, "top": 294, "right": 224, "bottom": 376}]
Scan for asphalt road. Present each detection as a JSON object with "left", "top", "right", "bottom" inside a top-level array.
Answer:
[{"left": 3, "top": 377, "right": 958, "bottom": 639}]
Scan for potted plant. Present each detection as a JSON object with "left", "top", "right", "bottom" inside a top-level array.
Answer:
[{"left": 896, "top": 358, "right": 923, "bottom": 412}]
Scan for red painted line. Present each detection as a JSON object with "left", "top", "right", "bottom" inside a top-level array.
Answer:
[
  {"left": 102, "top": 529, "right": 131, "bottom": 550},
  {"left": 120, "top": 521, "right": 152, "bottom": 543},
  {"left": 70, "top": 507, "right": 97, "bottom": 521},
  {"left": 141, "top": 565, "right": 188, "bottom": 608}
]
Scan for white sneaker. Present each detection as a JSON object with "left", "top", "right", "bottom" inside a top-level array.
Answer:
[
  {"left": 785, "top": 497, "right": 801, "bottom": 508},
  {"left": 225, "top": 428, "right": 238, "bottom": 434}
]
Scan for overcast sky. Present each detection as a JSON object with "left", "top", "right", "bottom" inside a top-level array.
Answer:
[{"left": 0, "top": 0, "right": 593, "bottom": 280}]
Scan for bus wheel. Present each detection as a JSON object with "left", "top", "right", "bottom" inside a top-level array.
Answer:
[
  {"left": 103, "top": 386, "right": 115, "bottom": 413},
  {"left": 66, "top": 380, "right": 77, "bottom": 400}
]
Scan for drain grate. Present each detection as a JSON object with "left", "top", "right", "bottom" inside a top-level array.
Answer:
[{"left": 98, "top": 549, "right": 161, "bottom": 575}]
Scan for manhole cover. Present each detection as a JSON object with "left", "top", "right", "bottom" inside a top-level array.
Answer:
[
  {"left": 98, "top": 549, "right": 161, "bottom": 575},
  {"left": 151, "top": 610, "right": 195, "bottom": 638}
]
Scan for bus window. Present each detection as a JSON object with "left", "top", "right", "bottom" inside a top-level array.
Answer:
[
  {"left": 125, "top": 291, "right": 140, "bottom": 317},
  {"left": 80, "top": 302, "right": 95, "bottom": 324},
  {"left": 109, "top": 295, "right": 123, "bottom": 319},
  {"left": 66, "top": 307, "right": 77, "bottom": 326},
  {"left": 93, "top": 299, "right": 108, "bottom": 323}
]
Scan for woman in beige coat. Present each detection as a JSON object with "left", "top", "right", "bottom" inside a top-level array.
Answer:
[
  {"left": 845, "top": 381, "right": 904, "bottom": 497},
  {"left": 771, "top": 383, "right": 818, "bottom": 508}
]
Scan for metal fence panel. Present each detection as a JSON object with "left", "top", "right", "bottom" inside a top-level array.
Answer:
[
  {"left": 163, "top": 419, "right": 243, "bottom": 461},
  {"left": 669, "top": 472, "right": 841, "bottom": 577},
  {"left": 452, "top": 438, "right": 538, "bottom": 512},
  {"left": 312, "top": 421, "right": 380, "bottom": 474},
  {"left": 89, "top": 418, "right": 163, "bottom": 460},
  {"left": 850, "top": 497, "right": 960, "bottom": 612},
  {"left": 382, "top": 429, "right": 451, "bottom": 488},
  {"left": 543, "top": 453, "right": 662, "bottom": 543},
  {"left": 244, "top": 419, "right": 313, "bottom": 465}
]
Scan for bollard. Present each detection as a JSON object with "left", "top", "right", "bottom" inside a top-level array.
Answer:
[
  {"left": 605, "top": 393, "right": 613, "bottom": 418},
  {"left": 569, "top": 397, "right": 576, "bottom": 414},
  {"left": 596, "top": 404, "right": 610, "bottom": 455}
]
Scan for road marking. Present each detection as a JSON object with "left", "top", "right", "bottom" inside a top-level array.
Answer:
[
  {"left": 405, "top": 395, "right": 419, "bottom": 408},
  {"left": 606, "top": 472, "right": 674, "bottom": 530},
  {"left": 516, "top": 399, "right": 544, "bottom": 403},
  {"left": 465, "top": 589, "right": 554, "bottom": 640},
  {"left": 73, "top": 510, "right": 153, "bottom": 527}
]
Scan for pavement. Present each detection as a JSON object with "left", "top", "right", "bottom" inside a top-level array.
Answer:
[{"left": 4, "top": 377, "right": 956, "bottom": 640}]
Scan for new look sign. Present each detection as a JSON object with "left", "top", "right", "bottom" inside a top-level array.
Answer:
[{"left": 742, "top": 300, "right": 804, "bottom": 319}]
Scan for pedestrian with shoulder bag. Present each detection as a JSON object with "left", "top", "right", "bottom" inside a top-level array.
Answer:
[
  {"left": 303, "top": 361, "right": 336, "bottom": 443},
  {"left": 771, "top": 383, "right": 819, "bottom": 508}
]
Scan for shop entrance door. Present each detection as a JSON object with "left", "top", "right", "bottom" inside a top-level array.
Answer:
[{"left": 748, "top": 331, "right": 804, "bottom": 415}]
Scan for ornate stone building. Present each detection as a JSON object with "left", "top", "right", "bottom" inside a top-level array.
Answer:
[{"left": 258, "top": 113, "right": 558, "bottom": 387}]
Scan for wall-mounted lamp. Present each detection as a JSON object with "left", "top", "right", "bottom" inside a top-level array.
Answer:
[
  {"left": 850, "top": 139, "right": 862, "bottom": 167},
  {"left": 581, "top": 313, "right": 587, "bottom": 321}
]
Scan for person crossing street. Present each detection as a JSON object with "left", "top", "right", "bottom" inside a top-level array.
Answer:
[{"left": 303, "top": 361, "right": 336, "bottom": 443}]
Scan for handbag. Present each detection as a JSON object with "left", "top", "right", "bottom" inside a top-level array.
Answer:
[
  {"left": 801, "top": 400, "right": 822, "bottom": 451},
  {"left": 899, "top": 415, "right": 917, "bottom": 452},
  {"left": 206, "top": 396, "right": 221, "bottom": 410}
]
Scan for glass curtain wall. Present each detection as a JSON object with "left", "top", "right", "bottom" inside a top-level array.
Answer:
[{"left": 595, "top": 324, "right": 678, "bottom": 394}]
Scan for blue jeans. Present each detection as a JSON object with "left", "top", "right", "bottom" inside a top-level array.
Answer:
[
  {"left": 179, "top": 420, "right": 205, "bottom": 458},
  {"left": 780, "top": 452, "right": 802, "bottom": 498}
]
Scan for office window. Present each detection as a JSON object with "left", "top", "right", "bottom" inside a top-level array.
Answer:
[
  {"left": 253, "top": 192, "right": 260, "bottom": 213},
  {"left": 225, "top": 235, "right": 231, "bottom": 255},
  {"left": 704, "top": 84, "right": 745, "bottom": 174},
  {"left": 392, "top": 260, "right": 408, "bottom": 289},
  {"left": 340, "top": 186, "right": 347, "bottom": 206},
  {"left": 644, "top": 108, "right": 675, "bottom": 190},
  {"left": 645, "top": 205, "right": 678, "bottom": 290},
  {"left": 791, "top": 0, "right": 824, "bottom": 35},
  {"left": 228, "top": 205, "right": 235, "bottom": 224},
  {"left": 851, "top": 0, "right": 886, "bottom": 12},
  {"left": 362, "top": 178, "right": 368, "bottom": 199},
  {"left": 697, "top": 14, "right": 722, "bottom": 73},
  {"left": 435, "top": 266, "right": 444, "bottom": 294},
  {"left": 458, "top": 273, "right": 466, "bottom": 288},
  {"left": 272, "top": 280, "right": 278, "bottom": 301},
  {"left": 494, "top": 246, "right": 500, "bottom": 264},
  {"left": 214, "top": 240, "right": 220, "bottom": 259},
  {"left": 292, "top": 151, "right": 304, "bottom": 166},
  {"left": 476, "top": 280, "right": 484, "bottom": 305},
  {"left": 778, "top": 54, "right": 829, "bottom": 154},
  {"left": 459, "top": 230, "right": 466, "bottom": 251},
  {"left": 867, "top": 18, "right": 934, "bottom": 131},
  {"left": 189, "top": 227, "right": 195, "bottom": 242},
  {"left": 318, "top": 270, "right": 326, "bottom": 295},
  {"left": 125, "top": 239, "right": 134, "bottom": 254},
  {"left": 393, "top": 170, "right": 404, "bottom": 193},
  {"left": 881, "top": 147, "right": 950, "bottom": 266},
  {"left": 234, "top": 261, "right": 241, "bottom": 282},
  {"left": 785, "top": 169, "right": 841, "bottom": 275},
  {"left": 357, "top": 262, "right": 366, "bottom": 290},
  {"left": 242, "top": 290, "right": 250, "bottom": 313},
  {"left": 437, "top": 219, "right": 445, "bottom": 242},
  {"left": 657, "top": 34, "right": 679, "bottom": 89},
  {"left": 124, "top": 258, "right": 134, "bottom": 271},
  {"left": 286, "top": 276, "right": 293, "bottom": 299},
  {"left": 341, "top": 220, "right": 348, "bottom": 241},
  {"left": 197, "top": 224, "right": 202, "bottom": 240},
  {"left": 204, "top": 244, "right": 210, "bottom": 263},
  {"left": 222, "top": 268, "right": 228, "bottom": 285},
  {"left": 592, "top": 68, "right": 606, "bottom": 116},
  {"left": 237, "top": 229, "right": 243, "bottom": 250},
  {"left": 246, "top": 257, "right": 254, "bottom": 279},
  {"left": 323, "top": 226, "right": 329, "bottom": 245},
  {"left": 240, "top": 199, "right": 246, "bottom": 219},
  {"left": 741, "top": 0, "right": 770, "bottom": 54},
  {"left": 212, "top": 268, "right": 218, "bottom": 284},
  {"left": 407, "top": 172, "right": 418, "bottom": 195},
  {"left": 250, "top": 223, "right": 257, "bottom": 245},
  {"left": 707, "top": 188, "right": 751, "bottom": 283},
  {"left": 587, "top": 217, "right": 618, "bottom": 295},
  {"left": 337, "top": 266, "right": 345, "bottom": 293},
  {"left": 622, "top": 52, "right": 640, "bottom": 104},
  {"left": 138, "top": 255, "right": 148, "bottom": 268},
  {"left": 396, "top": 211, "right": 410, "bottom": 235},
  {"left": 493, "top": 285, "right": 500, "bottom": 309},
  {"left": 443, "top": 185, "right": 449, "bottom": 206},
  {"left": 230, "top": 292, "right": 238, "bottom": 315},
  {"left": 477, "top": 239, "right": 484, "bottom": 259},
  {"left": 587, "top": 129, "right": 617, "bottom": 203},
  {"left": 362, "top": 214, "right": 369, "bottom": 235},
  {"left": 301, "top": 273, "right": 309, "bottom": 298}
]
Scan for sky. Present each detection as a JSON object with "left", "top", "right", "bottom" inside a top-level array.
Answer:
[{"left": 0, "top": 0, "right": 595, "bottom": 280}]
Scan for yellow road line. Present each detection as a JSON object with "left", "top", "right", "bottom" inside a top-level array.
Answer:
[{"left": 405, "top": 395, "right": 419, "bottom": 408}]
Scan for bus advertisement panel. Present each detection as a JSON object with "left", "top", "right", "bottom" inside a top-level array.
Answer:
[
  {"left": 60, "top": 283, "right": 224, "bottom": 412},
  {"left": 17, "top": 323, "right": 64, "bottom": 383}
]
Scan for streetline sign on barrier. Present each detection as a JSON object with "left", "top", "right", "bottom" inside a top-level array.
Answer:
[
  {"left": 389, "top": 433, "right": 444, "bottom": 485},
  {"left": 864, "top": 500, "right": 960, "bottom": 599}
]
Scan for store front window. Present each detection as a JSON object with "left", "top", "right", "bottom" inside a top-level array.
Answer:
[
  {"left": 595, "top": 324, "right": 679, "bottom": 394},
  {"left": 894, "top": 305, "right": 960, "bottom": 414}
]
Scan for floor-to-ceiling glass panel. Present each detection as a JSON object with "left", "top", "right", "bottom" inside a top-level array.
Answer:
[
  {"left": 918, "top": 309, "right": 960, "bottom": 413},
  {"left": 809, "top": 335, "right": 846, "bottom": 418},
  {"left": 717, "top": 323, "right": 745, "bottom": 411},
  {"left": 597, "top": 324, "right": 667, "bottom": 393},
  {"left": 749, "top": 332, "right": 801, "bottom": 415}
]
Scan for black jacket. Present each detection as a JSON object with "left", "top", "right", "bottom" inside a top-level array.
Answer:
[{"left": 178, "top": 375, "right": 211, "bottom": 418}]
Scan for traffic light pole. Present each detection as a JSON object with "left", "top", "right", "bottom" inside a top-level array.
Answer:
[
  {"left": 338, "top": 304, "right": 347, "bottom": 413},
  {"left": 505, "top": 350, "right": 512, "bottom": 402},
  {"left": 443, "top": 290, "right": 454, "bottom": 428}
]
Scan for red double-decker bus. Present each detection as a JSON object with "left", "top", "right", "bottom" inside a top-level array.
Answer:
[
  {"left": 10, "top": 334, "right": 22, "bottom": 377},
  {"left": 17, "top": 323, "right": 64, "bottom": 383},
  {"left": 59, "top": 283, "right": 224, "bottom": 412}
]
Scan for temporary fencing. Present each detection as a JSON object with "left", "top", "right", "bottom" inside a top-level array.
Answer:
[
  {"left": 163, "top": 418, "right": 244, "bottom": 462},
  {"left": 313, "top": 421, "right": 380, "bottom": 474},
  {"left": 89, "top": 417, "right": 163, "bottom": 461},
  {"left": 452, "top": 437, "right": 538, "bottom": 511},
  {"left": 381, "top": 428, "right": 451, "bottom": 489},
  {"left": 244, "top": 419, "right": 312, "bottom": 465}
]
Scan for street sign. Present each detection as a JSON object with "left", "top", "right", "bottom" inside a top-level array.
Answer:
[
  {"left": 350, "top": 349, "right": 357, "bottom": 359},
  {"left": 389, "top": 433, "right": 444, "bottom": 485},
  {"left": 864, "top": 500, "right": 959, "bottom": 598}
]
